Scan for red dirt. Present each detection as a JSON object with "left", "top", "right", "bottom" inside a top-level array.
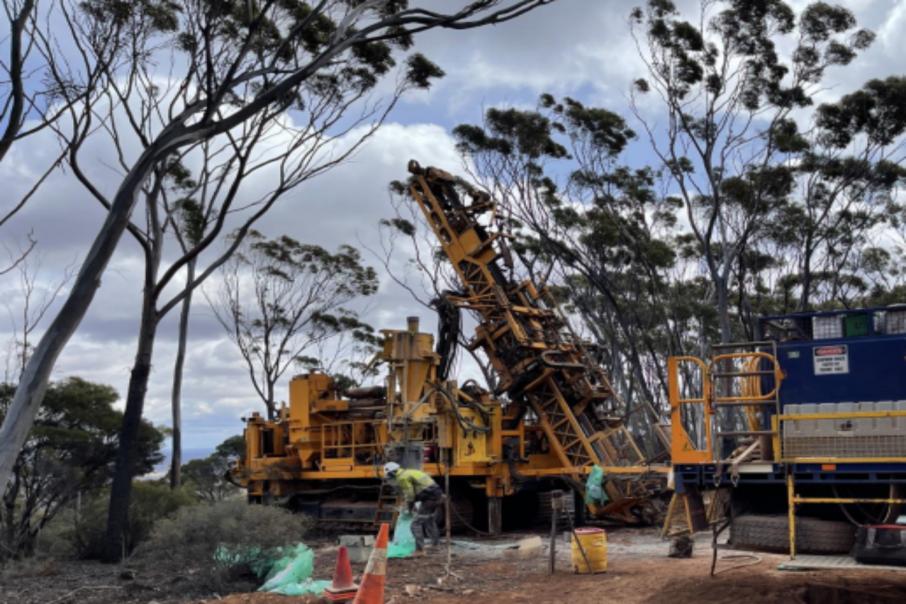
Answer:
[{"left": 5, "top": 529, "right": 906, "bottom": 603}]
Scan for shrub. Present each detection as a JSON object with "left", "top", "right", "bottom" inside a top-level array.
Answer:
[
  {"left": 72, "top": 481, "right": 196, "bottom": 559},
  {"left": 139, "top": 499, "right": 312, "bottom": 590}
]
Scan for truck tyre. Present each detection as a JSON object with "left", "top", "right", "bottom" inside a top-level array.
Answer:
[{"left": 730, "top": 514, "right": 855, "bottom": 554}]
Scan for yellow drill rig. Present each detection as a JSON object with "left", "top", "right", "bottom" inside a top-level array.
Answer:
[{"left": 232, "top": 162, "right": 668, "bottom": 530}]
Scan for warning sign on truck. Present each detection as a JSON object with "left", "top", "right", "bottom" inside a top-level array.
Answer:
[{"left": 813, "top": 345, "right": 849, "bottom": 375}]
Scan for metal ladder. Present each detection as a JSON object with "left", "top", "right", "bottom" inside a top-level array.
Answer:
[{"left": 373, "top": 479, "right": 399, "bottom": 527}]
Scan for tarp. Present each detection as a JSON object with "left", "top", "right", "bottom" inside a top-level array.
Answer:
[
  {"left": 584, "top": 465, "right": 608, "bottom": 506},
  {"left": 214, "top": 543, "right": 330, "bottom": 596},
  {"left": 258, "top": 543, "right": 331, "bottom": 594},
  {"left": 387, "top": 511, "right": 416, "bottom": 558}
]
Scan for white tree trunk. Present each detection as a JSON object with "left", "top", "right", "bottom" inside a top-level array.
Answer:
[
  {"left": 169, "top": 258, "right": 195, "bottom": 489},
  {"left": 0, "top": 146, "right": 161, "bottom": 490}
]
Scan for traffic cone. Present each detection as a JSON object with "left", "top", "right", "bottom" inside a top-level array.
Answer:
[
  {"left": 324, "top": 545, "right": 358, "bottom": 602},
  {"left": 352, "top": 523, "right": 389, "bottom": 604}
]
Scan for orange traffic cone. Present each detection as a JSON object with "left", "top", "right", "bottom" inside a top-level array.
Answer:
[
  {"left": 324, "top": 545, "right": 358, "bottom": 602},
  {"left": 352, "top": 523, "right": 389, "bottom": 604}
]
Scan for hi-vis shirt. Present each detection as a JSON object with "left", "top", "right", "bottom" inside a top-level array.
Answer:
[{"left": 394, "top": 468, "right": 436, "bottom": 503}]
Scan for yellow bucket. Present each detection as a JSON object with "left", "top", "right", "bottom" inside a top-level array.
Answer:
[{"left": 571, "top": 527, "right": 607, "bottom": 573}]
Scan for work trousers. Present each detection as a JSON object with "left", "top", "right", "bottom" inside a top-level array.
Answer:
[{"left": 411, "top": 485, "right": 443, "bottom": 550}]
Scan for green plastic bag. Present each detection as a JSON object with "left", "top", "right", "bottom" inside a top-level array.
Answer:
[
  {"left": 387, "top": 511, "right": 416, "bottom": 558},
  {"left": 584, "top": 465, "right": 608, "bottom": 506},
  {"left": 215, "top": 542, "right": 329, "bottom": 595},
  {"left": 259, "top": 544, "right": 316, "bottom": 592}
]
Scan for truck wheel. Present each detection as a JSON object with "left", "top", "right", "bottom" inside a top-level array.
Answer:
[{"left": 730, "top": 514, "right": 855, "bottom": 554}]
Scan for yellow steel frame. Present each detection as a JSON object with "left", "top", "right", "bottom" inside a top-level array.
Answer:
[
  {"left": 405, "top": 161, "right": 663, "bottom": 521},
  {"left": 786, "top": 474, "right": 906, "bottom": 559},
  {"left": 240, "top": 163, "right": 672, "bottom": 523},
  {"left": 778, "top": 410, "right": 906, "bottom": 558},
  {"left": 668, "top": 351, "right": 784, "bottom": 464},
  {"left": 320, "top": 420, "right": 382, "bottom": 464}
]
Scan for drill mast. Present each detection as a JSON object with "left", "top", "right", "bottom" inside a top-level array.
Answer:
[{"left": 406, "top": 161, "right": 659, "bottom": 516}]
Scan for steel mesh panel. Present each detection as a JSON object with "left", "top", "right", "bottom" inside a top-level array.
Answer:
[{"left": 782, "top": 435, "right": 906, "bottom": 459}]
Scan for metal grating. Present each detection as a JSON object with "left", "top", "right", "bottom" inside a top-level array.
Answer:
[
  {"left": 781, "top": 401, "right": 906, "bottom": 459},
  {"left": 886, "top": 309, "right": 906, "bottom": 335},
  {"left": 782, "top": 435, "right": 906, "bottom": 459},
  {"left": 812, "top": 315, "right": 844, "bottom": 339},
  {"left": 778, "top": 554, "right": 906, "bottom": 572}
]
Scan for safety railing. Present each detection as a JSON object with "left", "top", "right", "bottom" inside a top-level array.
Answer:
[
  {"left": 709, "top": 349, "right": 783, "bottom": 405},
  {"left": 786, "top": 473, "right": 906, "bottom": 559},
  {"left": 668, "top": 348, "right": 784, "bottom": 465},
  {"left": 668, "top": 356, "right": 713, "bottom": 463},
  {"left": 320, "top": 420, "right": 383, "bottom": 464}
]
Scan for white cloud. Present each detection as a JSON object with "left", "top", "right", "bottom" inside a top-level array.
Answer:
[
  {"left": 3, "top": 0, "right": 904, "bottom": 453},
  {"left": 1, "top": 119, "right": 465, "bottom": 449}
]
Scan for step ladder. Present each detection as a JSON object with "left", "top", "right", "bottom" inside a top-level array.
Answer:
[{"left": 373, "top": 479, "right": 399, "bottom": 528}]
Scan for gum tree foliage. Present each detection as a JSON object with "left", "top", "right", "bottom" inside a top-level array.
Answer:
[
  {"left": 179, "top": 435, "right": 244, "bottom": 502},
  {"left": 0, "top": 0, "right": 554, "bottom": 562},
  {"left": 213, "top": 231, "right": 380, "bottom": 419},
  {"left": 629, "top": 0, "right": 877, "bottom": 343},
  {"left": 755, "top": 76, "right": 906, "bottom": 316},
  {"left": 0, "top": 0, "right": 126, "bottom": 271},
  {"left": 0, "top": 378, "right": 163, "bottom": 559}
]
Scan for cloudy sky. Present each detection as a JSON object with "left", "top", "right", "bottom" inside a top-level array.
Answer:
[{"left": 1, "top": 0, "right": 904, "bottom": 453}]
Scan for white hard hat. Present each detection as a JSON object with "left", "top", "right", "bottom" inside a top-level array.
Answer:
[{"left": 383, "top": 461, "right": 401, "bottom": 477}]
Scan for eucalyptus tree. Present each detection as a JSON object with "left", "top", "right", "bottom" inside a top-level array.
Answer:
[
  {"left": 0, "top": 0, "right": 556, "bottom": 561},
  {"left": 212, "top": 231, "right": 379, "bottom": 420},
  {"left": 629, "top": 0, "right": 875, "bottom": 342},
  {"left": 767, "top": 77, "right": 906, "bottom": 311},
  {"left": 0, "top": 378, "right": 163, "bottom": 559}
]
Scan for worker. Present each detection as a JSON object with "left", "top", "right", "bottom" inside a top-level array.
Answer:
[{"left": 383, "top": 462, "right": 443, "bottom": 553}]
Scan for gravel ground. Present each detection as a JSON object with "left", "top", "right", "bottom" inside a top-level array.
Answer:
[{"left": 3, "top": 528, "right": 906, "bottom": 604}]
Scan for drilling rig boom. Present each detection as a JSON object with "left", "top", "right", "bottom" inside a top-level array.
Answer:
[{"left": 406, "top": 161, "right": 663, "bottom": 520}]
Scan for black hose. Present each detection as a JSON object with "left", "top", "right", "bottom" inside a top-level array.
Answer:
[
  {"left": 433, "top": 384, "right": 492, "bottom": 434},
  {"left": 432, "top": 292, "right": 462, "bottom": 381}
]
